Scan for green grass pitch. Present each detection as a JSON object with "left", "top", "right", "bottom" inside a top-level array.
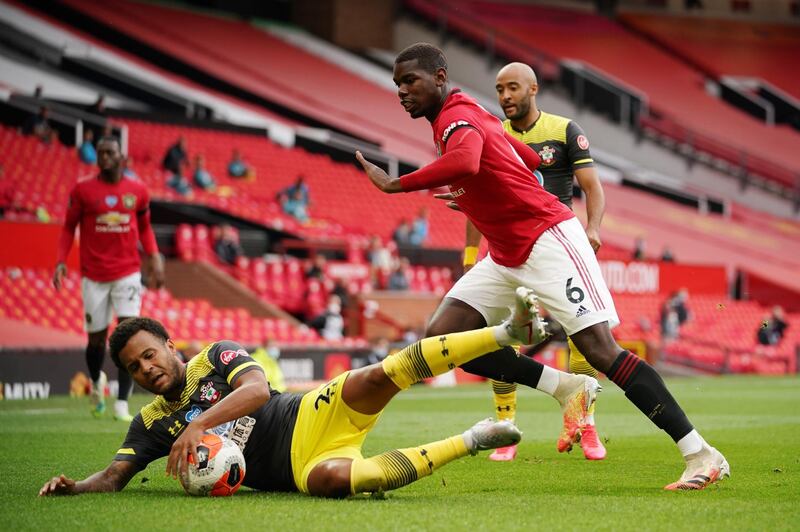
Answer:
[{"left": 2, "top": 375, "right": 798, "bottom": 531}]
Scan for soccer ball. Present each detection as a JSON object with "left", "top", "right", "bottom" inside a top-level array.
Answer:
[{"left": 179, "top": 434, "right": 246, "bottom": 496}]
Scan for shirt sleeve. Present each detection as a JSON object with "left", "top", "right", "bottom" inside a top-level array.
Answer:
[
  {"left": 136, "top": 187, "right": 158, "bottom": 256},
  {"left": 566, "top": 121, "right": 594, "bottom": 169},
  {"left": 400, "top": 128, "right": 483, "bottom": 192},
  {"left": 504, "top": 131, "right": 542, "bottom": 173},
  {"left": 56, "top": 186, "right": 81, "bottom": 264},
  {"left": 114, "top": 414, "right": 169, "bottom": 468},
  {"left": 206, "top": 341, "right": 265, "bottom": 387}
]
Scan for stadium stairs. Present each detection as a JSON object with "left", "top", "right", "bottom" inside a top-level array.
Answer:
[
  {"left": 618, "top": 13, "right": 800, "bottom": 103},
  {"left": 32, "top": 0, "right": 435, "bottom": 166},
  {"left": 393, "top": 9, "right": 798, "bottom": 219},
  {"left": 403, "top": 0, "right": 800, "bottom": 197}
]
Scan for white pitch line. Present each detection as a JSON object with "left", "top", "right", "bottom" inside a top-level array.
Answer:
[{"left": 0, "top": 408, "right": 69, "bottom": 416}]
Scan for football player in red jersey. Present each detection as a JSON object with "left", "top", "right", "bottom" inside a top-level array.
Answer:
[
  {"left": 54, "top": 136, "right": 165, "bottom": 421},
  {"left": 356, "top": 43, "right": 729, "bottom": 490}
]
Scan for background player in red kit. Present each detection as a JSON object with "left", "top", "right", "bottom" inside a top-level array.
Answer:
[
  {"left": 356, "top": 42, "right": 729, "bottom": 490},
  {"left": 54, "top": 136, "right": 165, "bottom": 421}
]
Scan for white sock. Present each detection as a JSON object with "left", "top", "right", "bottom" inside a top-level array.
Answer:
[
  {"left": 462, "top": 430, "right": 475, "bottom": 452},
  {"left": 677, "top": 429, "right": 704, "bottom": 457},
  {"left": 536, "top": 365, "right": 559, "bottom": 396},
  {"left": 115, "top": 400, "right": 129, "bottom": 417},
  {"left": 492, "top": 325, "right": 513, "bottom": 346}
]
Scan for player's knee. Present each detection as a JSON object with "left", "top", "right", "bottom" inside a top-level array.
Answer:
[
  {"left": 424, "top": 317, "right": 448, "bottom": 337},
  {"left": 361, "top": 366, "right": 392, "bottom": 390},
  {"left": 570, "top": 323, "right": 620, "bottom": 372},
  {"left": 307, "top": 461, "right": 352, "bottom": 498}
]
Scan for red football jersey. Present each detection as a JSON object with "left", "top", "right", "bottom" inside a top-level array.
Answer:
[
  {"left": 57, "top": 175, "right": 158, "bottom": 282},
  {"left": 432, "top": 90, "right": 574, "bottom": 267}
]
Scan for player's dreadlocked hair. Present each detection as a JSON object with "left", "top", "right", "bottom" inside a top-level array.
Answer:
[
  {"left": 109, "top": 317, "right": 170, "bottom": 370},
  {"left": 395, "top": 42, "right": 447, "bottom": 74}
]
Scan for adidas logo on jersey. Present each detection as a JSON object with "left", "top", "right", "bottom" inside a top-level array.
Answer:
[{"left": 575, "top": 305, "right": 590, "bottom": 317}]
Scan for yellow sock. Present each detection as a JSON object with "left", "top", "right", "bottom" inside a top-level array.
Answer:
[
  {"left": 382, "top": 328, "right": 500, "bottom": 390},
  {"left": 568, "top": 338, "right": 598, "bottom": 378},
  {"left": 490, "top": 379, "right": 517, "bottom": 422},
  {"left": 350, "top": 435, "right": 468, "bottom": 494}
]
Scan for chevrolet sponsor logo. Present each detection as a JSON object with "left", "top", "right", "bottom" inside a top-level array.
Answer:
[{"left": 96, "top": 211, "right": 131, "bottom": 225}]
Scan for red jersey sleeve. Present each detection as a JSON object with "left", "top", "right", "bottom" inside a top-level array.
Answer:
[
  {"left": 400, "top": 128, "right": 483, "bottom": 192},
  {"left": 504, "top": 131, "right": 541, "bottom": 172},
  {"left": 56, "top": 186, "right": 81, "bottom": 264},
  {"left": 136, "top": 186, "right": 158, "bottom": 256}
]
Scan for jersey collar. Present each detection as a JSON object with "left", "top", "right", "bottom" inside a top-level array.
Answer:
[{"left": 510, "top": 109, "right": 544, "bottom": 134}]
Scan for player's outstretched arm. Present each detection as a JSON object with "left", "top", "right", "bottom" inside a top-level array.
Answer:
[
  {"left": 39, "top": 460, "right": 139, "bottom": 496},
  {"left": 355, "top": 151, "right": 402, "bottom": 193}
]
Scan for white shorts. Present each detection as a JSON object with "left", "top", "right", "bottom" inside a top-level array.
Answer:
[
  {"left": 446, "top": 217, "right": 619, "bottom": 336},
  {"left": 81, "top": 272, "right": 142, "bottom": 333}
]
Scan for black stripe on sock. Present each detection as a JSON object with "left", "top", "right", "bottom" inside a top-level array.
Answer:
[
  {"left": 491, "top": 381, "right": 517, "bottom": 395},
  {"left": 376, "top": 451, "right": 418, "bottom": 490},
  {"left": 408, "top": 341, "right": 433, "bottom": 380}
]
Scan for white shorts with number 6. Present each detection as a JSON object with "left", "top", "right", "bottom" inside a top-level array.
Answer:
[
  {"left": 81, "top": 271, "right": 142, "bottom": 333},
  {"left": 447, "top": 217, "right": 619, "bottom": 336}
]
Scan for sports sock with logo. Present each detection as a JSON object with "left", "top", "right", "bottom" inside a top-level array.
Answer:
[
  {"left": 606, "top": 351, "right": 693, "bottom": 442},
  {"left": 490, "top": 380, "right": 517, "bottom": 422},
  {"left": 382, "top": 328, "right": 502, "bottom": 390},
  {"left": 350, "top": 435, "right": 468, "bottom": 494}
]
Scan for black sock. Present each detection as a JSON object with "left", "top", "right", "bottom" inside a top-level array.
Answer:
[
  {"left": 607, "top": 351, "right": 693, "bottom": 442},
  {"left": 117, "top": 369, "right": 133, "bottom": 401},
  {"left": 460, "top": 346, "right": 544, "bottom": 389},
  {"left": 85, "top": 343, "right": 105, "bottom": 383}
]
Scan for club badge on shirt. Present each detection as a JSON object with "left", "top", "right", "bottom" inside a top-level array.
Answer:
[
  {"left": 200, "top": 382, "right": 220, "bottom": 404},
  {"left": 538, "top": 145, "right": 556, "bottom": 167},
  {"left": 105, "top": 195, "right": 118, "bottom": 208},
  {"left": 122, "top": 193, "right": 137, "bottom": 210}
]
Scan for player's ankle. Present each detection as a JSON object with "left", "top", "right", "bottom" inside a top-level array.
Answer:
[
  {"left": 492, "top": 324, "right": 513, "bottom": 346},
  {"left": 553, "top": 372, "right": 584, "bottom": 403}
]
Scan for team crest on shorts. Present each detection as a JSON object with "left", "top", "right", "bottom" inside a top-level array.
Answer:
[
  {"left": 539, "top": 145, "right": 556, "bottom": 166},
  {"left": 122, "top": 194, "right": 137, "bottom": 210}
]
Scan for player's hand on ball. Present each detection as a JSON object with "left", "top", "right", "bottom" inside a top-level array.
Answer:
[
  {"left": 166, "top": 423, "right": 204, "bottom": 479},
  {"left": 39, "top": 474, "right": 76, "bottom": 496},
  {"left": 433, "top": 192, "right": 462, "bottom": 211},
  {"left": 52, "top": 263, "right": 67, "bottom": 291}
]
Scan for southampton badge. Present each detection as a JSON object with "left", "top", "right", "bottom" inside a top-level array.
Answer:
[
  {"left": 538, "top": 145, "right": 556, "bottom": 167},
  {"left": 122, "top": 193, "right": 137, "bottom": 210}
]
